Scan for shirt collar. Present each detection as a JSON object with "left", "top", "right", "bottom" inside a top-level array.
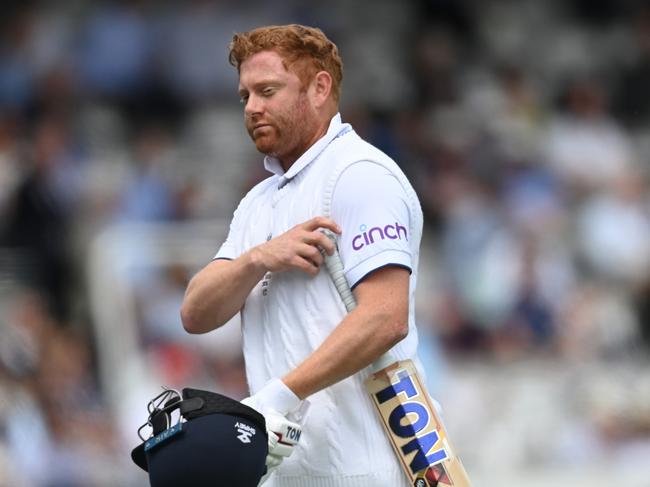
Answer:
[{"left": 263, "top": 113, "right": 350, "bottom": 183}]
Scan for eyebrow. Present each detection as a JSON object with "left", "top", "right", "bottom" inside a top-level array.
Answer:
[{"left": 238, "top": 80, "right": 284, "bottom": 97}]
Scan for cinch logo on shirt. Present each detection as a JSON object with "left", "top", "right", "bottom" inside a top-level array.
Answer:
[{"left": 352, "top": 222, "right": 408, "bottom": 251}]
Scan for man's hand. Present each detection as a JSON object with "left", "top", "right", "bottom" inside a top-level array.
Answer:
[
  {"left": 241, "top": 379, "right": 308, "bottom": 485},
  {"left": 250, "top": 216, "right": 340, "bottom": 276},
  {"left": 252, "top": 408, "right": 302, "bottom": 484}
]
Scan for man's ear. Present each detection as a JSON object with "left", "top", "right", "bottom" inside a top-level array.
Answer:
[{"left": 311, "top": 71, "right": 333, "bottom": 108}]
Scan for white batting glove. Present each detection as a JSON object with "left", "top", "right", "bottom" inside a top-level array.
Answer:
[
  {"left": 241, "top": 379, "right": 308, "bottom": 485},
  {"left": 258, "top": 410, "right": 303, "bottom": 484}
]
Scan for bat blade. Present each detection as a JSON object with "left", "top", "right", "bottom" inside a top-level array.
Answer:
[
  {"left": 319, "top": 230, "right": 472, "bottom": 486},
  {"left": 365, "top": 359, "right": 472, "bottom": 486}
]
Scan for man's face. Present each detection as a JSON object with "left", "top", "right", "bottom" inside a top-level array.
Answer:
[{"left": 238, "top": 50, "right": 318, "bottom": 165}]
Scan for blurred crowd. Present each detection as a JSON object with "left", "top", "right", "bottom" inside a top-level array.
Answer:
[{"left": 2, "top": 0, "right": 650, "bottom": 485}]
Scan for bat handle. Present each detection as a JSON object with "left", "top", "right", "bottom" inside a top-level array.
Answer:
[
  {"left": 321, "top": 230, "right": 399, "bottom": 375},
  {"left": 321, "top": 230, "right": 356, "bottom": 313},
  {"left": 371, "top": 352, "right": 397, "bottom": 373}
]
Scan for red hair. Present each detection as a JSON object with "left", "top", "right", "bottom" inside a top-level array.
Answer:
[{"left": 229, "top": 24, "right": 343, "bottom": 102}]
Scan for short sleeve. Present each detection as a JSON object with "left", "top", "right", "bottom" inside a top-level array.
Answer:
[
  {"left": 330, "top": 161, "right": 412, "bottom": 288},
  {"left": 214, "top": 200, "right": 246, "bottom": 261},
  {"left": 213, "top": 177, "right": 276, "bottom": 261}
]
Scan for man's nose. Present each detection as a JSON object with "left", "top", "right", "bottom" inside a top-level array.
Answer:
[{"left": 245, "top": 93, "right": 263, "bottom": 116}]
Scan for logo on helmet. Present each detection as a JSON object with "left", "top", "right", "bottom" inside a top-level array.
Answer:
[{"left": 235, "top": 422, "right": 256, "bottom": 444}]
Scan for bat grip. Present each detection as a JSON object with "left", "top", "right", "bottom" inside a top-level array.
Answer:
[
  {"left": 371, "top": 352, "right": 397, "bottom": 372},
  {"left": 321, "top": 231, "right": 398, "bottom": 373},
  {"left": 320, "top": 230, "right": 355, "bottom": 312}
]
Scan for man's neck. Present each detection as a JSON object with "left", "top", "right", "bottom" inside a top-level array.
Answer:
[{"left": 279, "top": 114, "right": 334, "bottom": 172}]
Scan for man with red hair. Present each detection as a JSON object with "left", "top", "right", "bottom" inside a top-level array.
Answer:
[{"left": 182, "top": 24, "right": 424, "bottom": 487}]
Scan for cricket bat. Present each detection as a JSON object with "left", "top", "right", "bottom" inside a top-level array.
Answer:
[{"left": 322, "top": 231, "right": 472, "bottom": 487}]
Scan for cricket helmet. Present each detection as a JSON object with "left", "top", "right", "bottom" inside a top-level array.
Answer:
[{"left": 131, "top": 387, "right": 268, "bottom": 487}]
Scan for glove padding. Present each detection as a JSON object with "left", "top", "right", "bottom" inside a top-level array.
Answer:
[
  {"left": 241, "top": 379, "right": 307, "bottom": 485},
  {"left": 264, "top": 408, "right": 302, "bottom": 459}
]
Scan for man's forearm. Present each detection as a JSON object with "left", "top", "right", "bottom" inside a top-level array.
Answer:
[
  {"left": 181, "top": 250, "right": 266, "bottom": 333},
  {"left": 282, "top": 266, "right": 409, "bottom": 399},
  {"left": 283, "top": 301, "right": 408, "bottom": 399},
  {"left": 181, "top": 217, "right": 340, "bottom": 334}
]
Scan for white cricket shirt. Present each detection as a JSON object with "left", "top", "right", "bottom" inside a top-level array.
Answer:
[{"left": 215, "top": 113, "right": 423, "bottom": 487}]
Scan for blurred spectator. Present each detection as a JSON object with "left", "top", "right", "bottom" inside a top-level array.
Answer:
[
  {"left": 0, "top": 114, "right": 81, "bottom": 321},
  {"left": 0, "top": 7, "right": 36, "bottom": 110},
  {"left": 543, "top": 77, "right": 635, "bottom": 194},
  {"left": 112, "top": 123, "right": 185, "bottom": 223},
  {"left": 433, "top": 171, "right": 506, "bottom": 353},
  {"left": 615, "top": 4, "right": 650, "bottom": 129},
  {"left": 0, "top": 289, "right": 53, "bottom": 381},
  {"left": 335, "top": 0, "right": 417, "bottom": 111},
  {"left": 76, "top": 0, "right": 155, "bottom": 102},
  {"left": 412, "top": 27, "right": 462, "bottom": 109},
  {"left": 576, "top": 167, "right": 650, "bottom": 291},
  {"left": 156, "top": 0, "right": 240, "bottom": 103},
  {"left": 560, "top": 282, "right": 642, "bottom": 360},
  {"left": 0, "top": 288, "right": 126, "bottom": 487},
  {"left": 466, "top": 63, "right": 545, "bottom": 169}
]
